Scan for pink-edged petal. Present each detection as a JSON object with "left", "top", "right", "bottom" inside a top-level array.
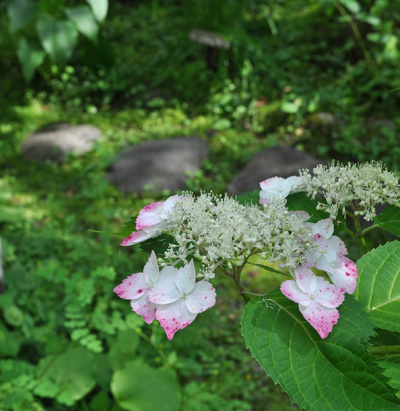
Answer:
[
  {"left": 329, "top": 235, "right": 347, "bottom": 257},
  {"left": 136, "top": 201, "right": 165, "bottom": 230},
  {"left": 143, "top": 251, "right": 160, "bottom": 285},
  {"left": 113, "top": 273, "right": 148, "bottom": 300},
  {"left": 300, "top": 300, "right": 340, "bottom": 339},
  {"left": 326, "top": 257, "right": 358, "bottom": 294},
  {"left": 185, "top": 280, "right": 216, "bottom": 314},
  {"left": 260, "top": 177, "right": 292, "bottom": 201},
  {"left": 120, "top": 229, "right": 157, "bottom": 246},
  {"left": 260, "top": 176, "right": 284, "bottom": 191},
  {"left": 314, "top": 277, "right": 345, "bottom": 308},
  {"left": 130, "top": 294, "right": 157, "bottom": 324},
  {"left": 308, "top": 218, "right": 334, "bottom": 239},
  {"left": 175, "top": 260, "right": 196, "bottom": 295},
  {"left": 155, "top": 299, "right": 196, "bottom": 340},
  {"left": 281, "top": 280, "right": 310, "bottom": 307},
  {"left": 294, "top": 266, "right": 318, "bottom": 295},
  {"left": 163, "top": 195, "right": 181, "bottom": 213},
  {"left": 148, "top": 266, "right": 181, "bottom": 304}
]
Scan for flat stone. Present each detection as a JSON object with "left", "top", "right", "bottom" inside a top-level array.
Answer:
[
  {"left": 22, "top": 123, "right": 101, "bottom": 163},
  {"left": 227, "top": 146, "right": 321, "bottom": 195},
  {"left": 107, "top": 137, "right": 209, "bottom": 193}
]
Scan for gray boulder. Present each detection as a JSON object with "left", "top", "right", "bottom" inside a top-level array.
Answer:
[
  {"left": 227, "top": 146, "right": 321, "bottom": 195},
  {"left": 107, "top": 137, "right": 209, "bottom": 193},
  {"left": 22, "top": 123, "right": 101, "bottom": 163}
]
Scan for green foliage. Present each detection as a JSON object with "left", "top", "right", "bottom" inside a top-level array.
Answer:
[
  {"left": 65, "top": 6, "right": 99, "bottom": 42},
  {"left": 36, "top": 16, "right": 78, "bottom": 66},
  {"left": 241, "top": 291, "right": 400, "bottom": 410},
  {"left": 35, "top": 347, "right": 96, "bottom": 405},
  {"left": 374, "top": 205, "right": 400, "bottom": 236},
  {"left": 111, "top": 361, "right": 180, "bottom": 411},
  {"left": 5, "top": 0, "right": 108, "bottom": 81},
  {"left": 139, "top": 234, "right": 177, "bottom": 256},
  {"left": 235, "top": 190, "right": 259, "bottom": 206},
  {"left": 3, "top": 1, "right": 400, "bottom": 409},
  {"left": 355, "top": 241, "right": 400, "bottom": 333}
]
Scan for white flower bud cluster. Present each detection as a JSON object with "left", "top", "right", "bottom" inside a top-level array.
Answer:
[
  {"left": 164, "top": 192, "right": 314, "bottom": 277},
  {"left": 300, "top": 161, "right": 400, "bottom": 221}
]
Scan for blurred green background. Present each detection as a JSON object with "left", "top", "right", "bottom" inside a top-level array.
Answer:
[{"left": 0, "top": 0, "right": 399, "bottom": 409}]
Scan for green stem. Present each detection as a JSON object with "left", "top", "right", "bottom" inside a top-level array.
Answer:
[
  {"left": 361, "top": 224, "right": 379, "bottom": 236},
  {"left": 368, "top": 345, "right": 400, "bottom": 356},
  {"left": 345, "top": 210, "right": 356, "bottom": 219},
  {"left": 353, "top": 212, "right": 369, "bottom": 252},
  {"left": 344, "top": 227, "right": 356, "bottom": 238},
  {"left": 138, "top": 328, "right": 168, "bottom": 364}
]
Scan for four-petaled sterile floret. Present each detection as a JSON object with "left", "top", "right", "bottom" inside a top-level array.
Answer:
[{"left": 281, "top": 267, "right": 345, "bottom": 339}]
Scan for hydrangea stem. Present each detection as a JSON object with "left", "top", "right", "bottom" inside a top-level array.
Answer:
[{"left": 347, "top": 202, "right": 369, "bottom": 252}]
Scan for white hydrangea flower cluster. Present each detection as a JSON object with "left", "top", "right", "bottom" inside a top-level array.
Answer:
[
  {"left": 300, "top": 161, "right": 400, "bottom": 221},
  {"left": 165, "top": 192, "right": 313, "bottom": 278}
]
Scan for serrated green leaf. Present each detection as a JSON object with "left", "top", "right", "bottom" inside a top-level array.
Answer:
[
  {"left": 65, "top": 6, "right": 99, "bottom": 42},
  {"left": 7, "top": 0, "right": 37, "bottom": 33},
  {"left": 354, "top": 241, "right": 400, "bottom": 333},
  {"left": 241, "top": 290, "right": 400, "bottom": 410},
  {"left": 235, "top": 190, "right": 260, "bottom": 206},
  {"left": 378, "top": 357, "right": 400, "bottom": 400},
  {"left": 374, "top": 205, "right": 400, "bottom": 236},
  {"left": 36, "top": 16, "right": 78, "bottom": 65},
  {"left": 111, "top": 361, "right": 180, "bottom": 411},
  {"left": 86, "top": 0, "right": 108, "bottom": 22},
  {"left": 286, "top": 192, "right": 346, "bottom": 232},
  {"left": 139, "top": 233, "right": 176, "bottom": 255},
  {"left": 17, "top": 37, "right": 45, "bottom": 82}
]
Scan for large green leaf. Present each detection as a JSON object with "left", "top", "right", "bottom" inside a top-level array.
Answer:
[
  {"left": 35, "top": 347, "right": 96, "bottom": 405},
  {"left": 111, "top": 361, "right": 180, "bottom": 411},
  {"left": 241, "top": 290, "right": 400, "bottom": 410},
  {"left": 65, "top": 6, "right": 99, "bottom": 42},
  {"left": 354, "top": 241, "right": 400, "bottom": 333},
  {"left": 86, "top": 0, "right": 108, "bottom": 22},
  {"left": 17, "top": 37, "right": 45, "bottom": 81},
  {"left": 7, "top": 0, "right": 37, "bottom": 33},
  {"left": 374, "top": 205, "right": 400, "bottom": 237},
  {"left": 36, "top": 15, "right": 78, "bottom": 65}
]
